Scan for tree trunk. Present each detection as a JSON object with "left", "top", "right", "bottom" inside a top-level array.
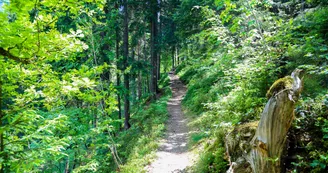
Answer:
[
  {"left": 246, "top": 92, "right": 297, "bottom": 173},
  {"left": 137, "top": 43, "right": 142, "bottom": 100},
  {"left": 226, "top": 70, "right": 303, "bottom": 173},
  {"left": 123, "top": 0, "right": 130, "bottom": 129},
  {"left": 150, "top": 0, "right": 158, "bottom": 100},
  {"left": 177, "top": 46, "right": 180, "bottom": 65},
  {"left": 0, "top": 81, "right": 4, "bottom": 173},
  {"left": 116, "top": 73, "right": 122, "bottom": 120},
  {"left": 157, "top": 50, "right": 161, "bottom": 81},
  {"left": 115, "top": 4, "right": 122, "bottom": 120},
  {"left": 172, "top": 45, "right": 175, "bottom": 69},
  {"left": 131, "top": 49, "right": 136, "bottom": 105},
  {"left": 146, "top": 73, "right": 150, "bottom": 94},
  {"left": 157, "top": 1, "right": 161, "bottom": 81}
]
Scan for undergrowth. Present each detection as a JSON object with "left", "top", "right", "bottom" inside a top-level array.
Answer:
[
  {"left": 117, "top": 74, "right": 171, "bottom": 173},
  {"left": 175, "top": 2, "right": 328, "bottom": 172}
]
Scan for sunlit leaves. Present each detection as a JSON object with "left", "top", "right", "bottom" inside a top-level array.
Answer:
[{"left": 0, "top": 0, "right": 118, "bottom": 172}]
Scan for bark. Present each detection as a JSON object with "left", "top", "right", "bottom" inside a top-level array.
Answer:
[
  {"left": 138, "top": 73, "right": 142, "bottom": 100},
  {"left": 157, "top": 1, "right": 161, "bottom": 81},
  {"left": 175, "top": 46, "right": 179, "bottom": 65},
  {"left": 123, "top": 0, "right": 130, "bottom": 129},
  {"left": 150, "top": 0, "right": 158, "bottom": 100},
  {"left": 143, "top": 38, "right": 149, "bottom": 95},
  {"left": 137, "top": 43, "right": 142, "bottom": 100},
  {"left": 146, "top": 74, "right": 150, "bottom": 94},
  {"left": 116, "top": 73, "right": 122, "bottom": 119},
  {"left": 157, "top": 50, "right": 161, "bottom": 81},
  {"left": 226, "top": 70, "right": 303, "bottom": 173},
  {"left": 116, "top": 25, "right": 122, "bottom": 120},
  {"left": 246, "top": 92, "right": 296, "bottom": 173},
  {"left": 172, "top": 45, "right": 175, "bottom": 69},
  {"left": 0, "top": 81, "right": 4, "bottom": 173},
  {"left": 177, "top": 46, "right": 180, "bottom": 65},
  {"left": 131, "top": 49, "right": 136, "bottom": 105}
]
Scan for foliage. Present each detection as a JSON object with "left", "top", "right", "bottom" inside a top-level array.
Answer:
[
  {"left": 0, "top": 0, "right": 171, "bottom": 172},
  {"left": 119, "top": 75, "right": 171, "bottom": 173},
  {"left": 1, "top": 0, "right": 327, "bottom": 172},
  {"left": 174, "top": 0, "right": 328, "bottom": 172},
  {"left": 192, "top": 129, "right": 228, "bottom": 173}
]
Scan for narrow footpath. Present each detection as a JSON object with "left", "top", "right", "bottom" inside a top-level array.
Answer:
[{"left": 147, "top": 72, "right": 193, "bottom": 173}]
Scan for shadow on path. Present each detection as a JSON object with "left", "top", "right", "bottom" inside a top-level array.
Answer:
[{"left": 147, "top": 72, "right": 193, "bottom": 173}]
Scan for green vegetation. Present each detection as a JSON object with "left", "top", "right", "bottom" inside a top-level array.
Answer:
[
  {"left": 119, "top": 82, "right": 171, "bottom": 173},
  {"left": 0, "top": 0, "right": 327, "bottom": 172},
  {"left": 173, "top": 0, "right": 328, "bottom": 172}
]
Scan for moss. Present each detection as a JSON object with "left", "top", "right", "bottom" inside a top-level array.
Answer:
[{"left": 266, "top": 76, "right": 293, "bottom": 98}]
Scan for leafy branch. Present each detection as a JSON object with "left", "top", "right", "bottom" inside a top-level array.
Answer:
[{"left": 0, "top": 47, "right": 30, "bottom": 64}]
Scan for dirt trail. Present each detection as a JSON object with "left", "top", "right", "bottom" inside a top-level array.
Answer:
[{"left": 147, "top": 72, "right": 193, "bottom": 173}]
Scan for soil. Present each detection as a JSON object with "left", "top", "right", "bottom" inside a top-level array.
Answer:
[{"left": 146, "top": 72, "right": 194, "bottom": 173}]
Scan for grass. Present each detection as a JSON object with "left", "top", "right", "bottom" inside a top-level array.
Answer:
[
  {"left": 118, "top": 74, "right": 172, "bottom": 173},
  {"left": 177, "top": 64, "right": 232, "bottom": 173}
]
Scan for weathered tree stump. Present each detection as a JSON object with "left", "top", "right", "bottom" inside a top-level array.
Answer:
[{"left": 226, "top": 69, "right": 303, "bottom": 173}]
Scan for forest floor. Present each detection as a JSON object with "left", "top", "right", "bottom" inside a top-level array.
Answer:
[{"left": 146, "top": 72, "right": 194, "bottom": 173}]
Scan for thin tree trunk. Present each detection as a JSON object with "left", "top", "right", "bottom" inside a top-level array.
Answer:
[
  {"left": 175, "top": 46, "right": 178, "bottom": 66},
  {"left": 131, "top": 49, "right": 136, "bottom": 105},
  {"left": 116, "top": 34, "right": 122, "bottom": 119},
  {"left": 177, "top": 46, "right": 180, "bottom": 65},
  {"left": 142, "top": 36, "right": 148, "bottom": 96},
  {"left": 146, "top": 74, "right": 150, "bottom": 94},
  {"left": 150, "top": 1, "right": 158, "bottom": 100},
  {"left": 116, "top": 73, "right": 122, "bottom": 119},
  {"left": 157, "top": 2, "right": 161, "bottom": 81},
  {"left": 123, "top": 0, "right": 130, "bottom": 129},
  {"left": 115, "top": 0, "right": 122, "bottom": 120},
  {"left": 157, "top": 51, "right": 161, "bottom": 81},
  {"left": 137, "top": 43, "right": 142, "bottom": 100},
  {"left": 115, "top": 2, "right": 122, "bottom": 119},
  {"left": 0, "top": 81, "right": 4, "bottom": 173},
  {"left": 172, "top": 45, "right": 175, "bottom": 69}
]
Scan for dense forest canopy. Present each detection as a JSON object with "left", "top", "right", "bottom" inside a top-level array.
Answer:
[{"left": 0, "top": 0, "right": 327, "bottom": 172}]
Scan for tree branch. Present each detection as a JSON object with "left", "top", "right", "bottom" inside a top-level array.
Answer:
[{"left": 0, "top": 47, "right": 30, "bottom": 64}]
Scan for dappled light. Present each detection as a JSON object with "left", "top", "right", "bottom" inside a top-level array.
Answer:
[
  {"left": 0, "top": 0, "right": 327, "bottom": 172},
  {"left": 147, "top": 73, "right": 194, "bottom": 173}
]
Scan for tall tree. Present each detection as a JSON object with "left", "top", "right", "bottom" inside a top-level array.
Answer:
[
  {"left": 115, "top": 1, "right": 122, "bottom": 120},
  {"left": 150, "top": 0, "right": 159, "bottom": 100},
  {"left": 123, "top": 0, "right": 131, "bottom": 129},
  {"left": 157, "top": 0, "right": 162, "bottom": 81}
]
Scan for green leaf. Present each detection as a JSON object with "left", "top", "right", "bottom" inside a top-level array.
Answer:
[{"left": 310, "top": 160, "right": 320, "bottom": 167}]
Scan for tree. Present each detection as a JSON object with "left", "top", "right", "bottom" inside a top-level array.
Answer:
[
  {"left": 114, "top": 1, "right": 122, "bottom": 120},
  {"left": 123, "top": 0, "right": 131, "bottom": 129},
  {"left": 150, "top": 0, "right": 159, "bottom": 100}
]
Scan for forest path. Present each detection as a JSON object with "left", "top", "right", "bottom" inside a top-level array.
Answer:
[{"left": 146, "top": 72, "right": 194, "bottom": 173}]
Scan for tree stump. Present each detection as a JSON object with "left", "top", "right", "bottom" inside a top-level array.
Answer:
[{"left": 226, "top": 69, "right": 303, "bottom": 173}]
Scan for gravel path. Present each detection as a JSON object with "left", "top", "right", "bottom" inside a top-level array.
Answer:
[{"left": 147, "top": 72, "right": 193, "bottom": 173}]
